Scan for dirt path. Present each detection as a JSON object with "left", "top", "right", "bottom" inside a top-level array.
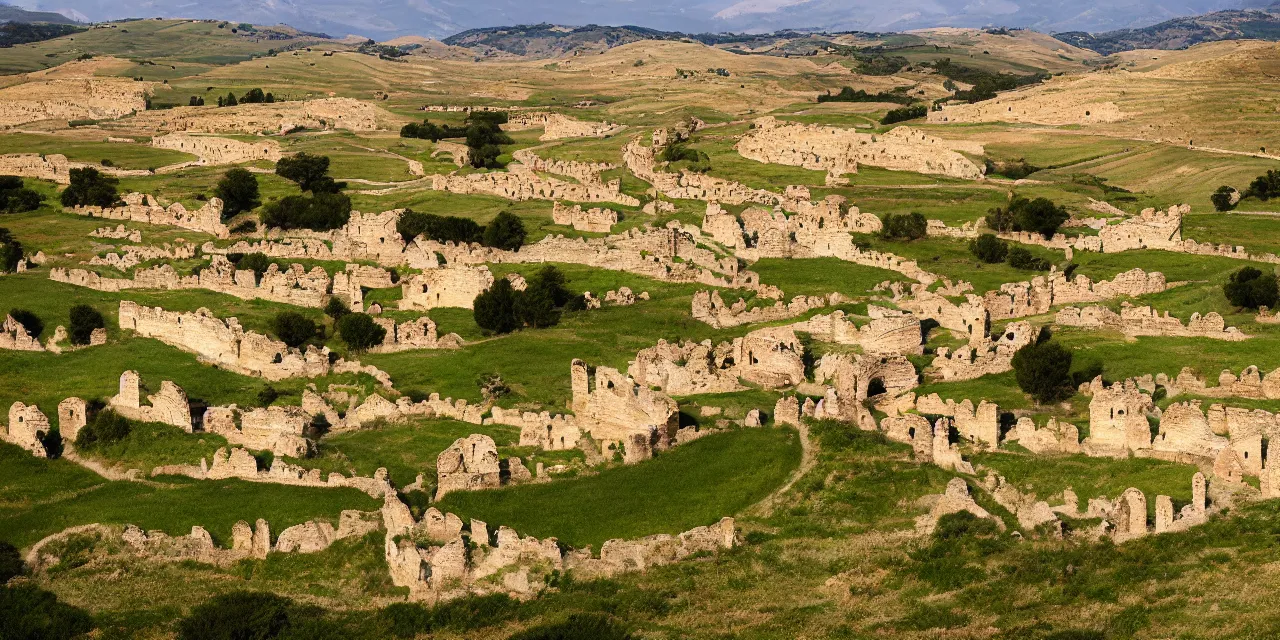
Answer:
[{"left": 744, "top": 421, "right": 817, "bottom": 518}]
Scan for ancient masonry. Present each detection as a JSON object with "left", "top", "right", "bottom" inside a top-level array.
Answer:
[
  {"left": 370, "top": 316, "right": 464, "bottom": 353},
  {"left": 929, "top": 321, "right": 1036, "bottom": 381},
  {"left": 1, "top": 315, "right": 43, "bottom": 352},
  {"left": 571, "top": 360, "right": 679, "bottom": 463},
  {"left": 691, "top": 289, "right": 844, "bottom": 328},
  {"left": 511, "top": 148, "right": 617, "bottom": 185},
  {"left": 736, "top": 117, "right": 986, "bottom": 182},
  {"left": 151, "top": 133, "right": 283, "bottom": 166},
  {"left": 0, "top": 153, "right": 151, "bottom": 185},
  {"left": 88, "top": 240, "right": 197, "bottom": 271},
  {"left": 398, "top": 266, "right": 503, "bottom": 311},
  {"left": 0, "top": 74, "right": 150, "bottom": 128},
  {"left": 624, "top": 135, "right": 784, "bottom": 208},
  {"left": 789, "top": 307, "right": 925, "bottom": 355},
  {"left": 109, "top": 371, "right": 193, "bottom": 431},
  {"left": 926, "top": 76, "right": 1124, "bottom": 126},
  {"left": 69, "top": 192, "right": 230, "bottom": 239},
  {"left": 629, "top": 327, "right": 808, "bottom": 396},
  {"left": 1056, "top": 303, "right": 1247, "bottom": 341},
  {"left": 154, "top": 446, "right": 395, "bottom": 496},
  {"left": 430, "top": 161, "right": 641, "bottom": 207},
  {"left": 552, "top": 202, "right": 620, "bottom": 233},
  {"left": 127, "top": 97, "right": 385, "bottom": 134},
  {"left": 54, "top": 255, "right": 334, "bottom": 308},
  {"left": 503, "top": 112, "right": 625, "bottom": 140}
]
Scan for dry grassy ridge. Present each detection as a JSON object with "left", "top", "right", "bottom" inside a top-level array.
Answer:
[{"left": 3, "top": 21, "right": 1280, "bottom": 639}]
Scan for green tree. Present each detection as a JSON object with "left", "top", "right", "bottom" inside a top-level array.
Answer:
[
  {"left": 75, "top": 409, "right": 132, "bottom": 449},
  {"left": 1011, "top": 331, "right": 1075, "bottom": 404},
  {"left": 60, "top": 167, "right": 119, "bottom": 208},
  {"left": 213, "top": 168, "right": 260, "bottom": 217},
  {"left": 397, "top": 210, "right": 483, "bottom": 244},
  {"left": 879, "top": 212, "right": 928, "bottom": 241},
  {"left": 0, "top": 176, "right": 45, "bottom": 214},
  {"left": 1007, "top": 246, "right": 1051, "bottom": 271},
  {"left": 68, "top": 304, "right": 104, "bottom": 345},
  {"left": 324, "top": 297, "right": 350, "bottom": 322},
  {"left": 1011, "top": 196, "right": 1069, "bottom": 238},
  {"left": 0, "top": 227, "right": 21, "bottom": 273},
  {"left": 1224, "top": 266, "right": 1279, "bottom": 310},
  {"left": 473, "top": 278, "right": 519, "bottom": 334},
  {"left": 177, "top": 591, "right": 292, "bottom": 640},
  {"left": 1210, "top": 186, "right": 1238, "bottom": 212},
  {"left": 1245, "top": 169, "right": 1280, "bottom": 201},
  {"left": 234, "top": 252, "right": 274, "bottom": 277},
  {"left": 223, "top": 92, "right": 238, "bottom": 107},
  {"left": 275, "top": 153, "right": 343, "bottom": 194},
  {"left": 8, "top": 308, "right": 43, "bottom": 338},
  {"left": 482, "top": 211, "right": 526, "bottom": 250},
  {"left": 516, "top": 266, "right": 571, "bottom": 328},
  {"left": 337, "top": 313, "right": 386, "bottom": 352},
  {"left": 271, "top": 311, "right": 317, "bottom": 348},
  {"left": 260, "top": 193, "right": 352, "bottom": 231},
  {"left": 241, "top": 88, "right": 267, "bottom": 104},
  {"left": 968, "top": 234, "right": 1008, "bottom": 263}
]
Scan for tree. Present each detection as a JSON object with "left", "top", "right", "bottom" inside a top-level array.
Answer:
[
  {"left": 0, "top": 227, "right": 22, "bottom": 273},
  {"left": 213, "top": 168, "right": 260, "bottom": 217},
  {"left": 223, "top": 92, "right": 238, "bottom": 107},
  {"left": 1011, "top": 332, "right": 1074, "bottom": 404},
  {"left": 271, "top": 311, "right": 317, "bottom": 348},
  {"left": 515, "top": 266, "right": 571, "bottom": 328},
  {"left": 324, "top": 297, "right": 350, "bottom": 322},
  {"left": 1210, "top": 186, "right": 1238, "bottom": 212},
  {"left": 176, "top": 591, "right": 293, "bottom": 640},
  {"left": 396, "top": 210, "right": 482, "bottom": 244},
  {"left": 260, "top": 193, "right": 352, "bottom": 231},
  {"left": 473, "top": 278, "right": 519, "bottom": 334},
  {"left": 337, "top": 313, "right": 386, "bottom": 352},
  {"left": 60, "top": 167, "right": 119, "bottom": 208},
  {"left": 984, "top": 204, "right": 1015, "bottom": 232},
  {"left": 235, "top": 252, "right": 274, "bottom": 277},
  {"left": 68, "top": 304, "right": 104, "bottom": 345},
  {"left": 75, "top": 409, "right": 132, "bottom": 449},
  {"left": 1011, "top": 197, "right": 1069, "bottom": 238},
  {"left": 969, "top": 234, "right": 1008, "bottom": 263},
  {"left": 879, "top": 212, "right": 927, "bottom": 241},
  {"left": 1007, "top": 246, "right": 1051, "bottom": 271},
  {"left": 275, "top": 153, "right": 344, "bottom": 194},
  {"left": 1245, "top": 169, "right": 1280, "bottom": 201},
  {"left": 8, "top": 308, "right": 42, "bottom": 338},
  {"left": 241, "top": 88, "right": 267, "bottom": 104},
  {"left": 482, "top": 211, "right": 526, "bottom": 250},
  {"left": 1224, "top": 266, "right": 1279, "bottom": 310},
  {"left": 0, "top": 176, "right": 45, "bottom": 214}
]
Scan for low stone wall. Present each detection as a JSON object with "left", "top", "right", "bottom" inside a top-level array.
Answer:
[
  {"left": 126, "top": 97, "right": 386, "bottom": 134},
  {"left": 552, "top": 202, "right": 619, "bottom": 233},
  {"left": 430, "top": 163, "right": 640, "bottom": 206},
  {"left": 70, "top": 192, "right": 229, "bottom": 239},
  {"left": 691, "top": 289, "right": 840, "bottom": 328},
  {"left": 151, "top": 133, "right": 283, "bottom": 165},
  {"left": 0, "top": 73, "right": 149, "bottom": 128},
  {"left": 629, "top": 327, "right": 806, "bottom": 396},
  {"left": 1055, "top": 304, "right": 1247, "bottom": 341},
  {"left": 52, "top": 254, "right": 331, "bottom": 308},
  {"left": 503, "top": 112, "right": 625, "bottom": 140}
]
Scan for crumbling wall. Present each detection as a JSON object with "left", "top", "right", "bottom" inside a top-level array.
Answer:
[
  {"left": 109, "top": 371, "right": 192, "bottom": 431},
  {"left": 552, "top": 202, "right": 620, "bottom": 233},
  {"left": 435, "top": 434, "right": 502, "bottom": 500},
  {"left": 127, "top": 97, "right": 385, "bottom": 134},
  {"left": 570, "top": 359, "right": 679, "bottom": 460},
  {"left": 984, "top": 268, "right": 1170, "bottom": 320},
  {"left": 69, "top": 192, "right": 229, "bottom": 239},
  {"left": 929, "top": 321, "right": 1034, "bottom": 381},
  {"left": 0, "top": 74, "right": 150, "bottom": 128},
  {"left": 3, "top": 402, "right": 50, "bottom": 457},
  {"left": 431, "top": 162, "right": 640, "bottom": 207},
  {"left": 371, "top": 316, "right": 464, "bottom": 352},
  {"left": 398, "top": 266, "right": 497, "bottom": 311},
  {"left": 204, "top": 405, "right": 310, "bottom": 458},
  {"left": 1056, "top": 303, "right": 1246, "bottom": 341},
  {"left": 151, "top": 133, "right": 282, "bottom": 166},
  {"left": 504, "top": 112, "right": 625, "bottom": 140},
  {"left": 53, "top": 255, "right": 331, "bottom": 308},
  {"left": 629, "top": 326, "right": 807, "bottom": 396},
  {"left": 1084, "top": 377, "right": 1155, "bottom": 456},
  {"left": 1, "top": 314, "right": 44, "bottom": 352},
  {"left": 691, "top": 289, "right": 841, "bottom": 329},
  {"left": 790, "top": 307, "right": 924, "bottom": 355}
]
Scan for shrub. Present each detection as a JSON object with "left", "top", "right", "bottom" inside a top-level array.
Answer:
[
  {"left": 337, "top": 313, "right": 386, "bottom": 352},
  {"left": 396, "top": 209, "right": 483, "bottom": 244},
  {"left": 214, "top": 168, "right": 260, "bottom": 217},
  {"left": 68, "top": 304, "right": 104, "bottom": 345},
  {"left": 660, "top": 143, "right": 711, "bottom": 173},
  {"left": 177, "top": 591, "right": 293, "bottom": 640},
  {"left": 1012, "top": 196, "right": 1069, "bottom": 238},
  {"left": 817, "top": 86, "right": 912, "bottom": 105},
  {"left": 260, "top": 193, "right": 352, "bottom": 231},
  {"left": 271, "top": 311, "right": 317, "bottom": 348},
  {"left": 506, "top": 613, "right": 633, "bottom": 640},
  {"left": 223, "top": 92, "right": 238, "bottom": 107},
  {"left": 230, "top": 220, "right": 257, "bottom": 234},
  {"left": 0, "top": 583, "right": 94, "bottom": 640},
  {"left": 1245, "top": 169, "right": 1280, "bottom": 201},
  {"left": 0, "top": 227, "right": 21, "bottom": 272},
  {"left": 234, "top": 252, "right": 275, "bottom": 277},
  {"left": 879, "top": 212, "right": 927, "bottom": 241},
  {"left": 275, "top": 152, "right": 344, "bottom": 194},
  {"left": 483, "top": 211, "right": 527, "bottom": 251},
  {"left": 75, "top": 409, "right": 131, "bottom": 449},
  {"left": 881, "top": 104, "right": 927, "bottom": 125},
  {"left": 474, "top": 278, "right": 520, "bottom": 334},
  {"left": 0, "top": 541, "right": 23, "bottom": 582},
  {"left": 241, "top": 88, "right": 268, "bottom": 104},
  {"left": 324, "top": 297, "right": 350, "bottom": 321},
  {"left": 257, "top": 386, "right": 279, "bottom": 407},
  {"left": 516, "top": 265, "right": 572, "bottom": 328},
  {"left": 968, "top": 234, "right": 1008, "bottom": 263},
  {"left": 0, "top": 176, "right": 45, "bottom": 214},
  {"left": 60, "top": 167, "right": 119, "bottom": 208},
  {"left": 984, "top": 158, "right": 1041, "bottom": 180},
  {"left": 1210, "top": 185, "right": 1238, "bottom": 212},
  {"left": 1011, "top": 331, "right": 1074, "bottom": 404},
  {"left": 8, "top": 308, "right": 42, "bottom": 338},
  {"left": 1224, "top": 266, "right": 1279, "bottom": 310},
  {"left": 1007, "top": 246, "right": 1051, "bottom": 271}
]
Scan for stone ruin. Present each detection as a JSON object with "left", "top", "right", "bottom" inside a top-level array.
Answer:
[
  {"left": 3, "top": 402, "right": 52, "bottom": 457},
  {"left": 628, "top": 327, "right": 807, "bottom": 396},
  {"left": 1, "top": 314, "right": 43, "bottom": 352},
  {"left": 0, "top": 73, "right": 149, "bottom": 128},
  {"left": 582, "top": 287, "right": 648, "bottom": 309},
  {"left": 53, "top": 254, "right": 332, "bottom": 308},
  {"left": 1005, "top": 416, "right": 1081, "bottom": 455},
  {"left": 624, "top": 135, "right": 784, "bottom": 208},
  {"left": 109, "top": 370, "right": 193, "bottom": 431},
  {"left": 156, "top": 446, "right": 395, "bottom": 497},
  {"left": 691, "top": 289, "right": 842, "bottom": 329},
  {"left": 570, "top": 359, "right": 679, "bottom": 463},
  {"left": 434, "top": 434, "right": 502, "bottom": 500},
  {"left": 926, "top": 79, "right": 1123, "bottom": 126},
  {"left": 370, "top": 316, "right": 464, "bottom": 353},
  {"left": 202, "top": 405, "right": 311, "bottom": 458},
  {"left": 894, "top": 283, "right": 989, "bottom": 338},
  {"left": 912, "top": 394, "right": 1001, "bottom": 449},
  {"left": 552, "top": 202, "right": 620, "bottom": 233},
  {"left": 499, "top": 407, "right": 583, "bottom": 451},
  {"left": 430, "top": 162, "right": 640, "bottom": 207},
  {"left": 1056, "top": 304, "right": 1247, "bottom": 341},
  {"left": 1083, "top": 377, "right": 1156, "bottom": 456},
  {"left": 87, "top": 240, "right": 197, "bottom": 272},
  {"left": 70, "top": 192, "right": 229, "bottom": 239},
  {"left": 1141, "top": 365, "right": 1280, "bottom": 401},
  {"left": 127, "top": 97, "right": 385, "bottom": 134},
  {"left": 983, "top": 268, "right": 1171, "bottom": 321},
  {"left": 503, "top": 112, "right": 625, "bottom": 140},
  {"left": 399, "top": 266, "right": 504, "bottom": 310},
  {"left": 151, "top": 133, "right": 283, "bottom": 166},
  {"left": 929, "top": 320, "right": 1035, "bottom": 381},
  {"left": 915, "top": 478, "right": 1003, "bottom": 536},
  {"left": 789, "top": 307, "right": 924, "bottom": 356},
  {"left": 736, "top": 117, "right": 986, "bottom": 182},
  {"left": 431, "top": 140, "right": 471, "bottom": 167},
  {"left": 512, "top": 149, "right": 617, "bottom": 185},
  {"left": 702, "top": 198, "right": 884, "bottom": 259},
  {"left": 0, "top": 153, "right": 149, "bottom": 185}
]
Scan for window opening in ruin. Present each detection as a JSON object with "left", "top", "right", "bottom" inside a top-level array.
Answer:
[{"left": 867, "top": 378, "right": 887, "bottom": 397}]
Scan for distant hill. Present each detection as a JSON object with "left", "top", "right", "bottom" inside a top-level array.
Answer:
[
  {"left": 442, "top": 23, "right": 685, "bottom": 57},
  {"left": 1055, "top": 5, "right": 1280, "bottom": 55},
  {"left": 0, "top": 3, "right": 79, "bottom": 25}
]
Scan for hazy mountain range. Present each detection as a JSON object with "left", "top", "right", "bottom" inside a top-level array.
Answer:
[{"left": 3, "top": 0, "right": 1276, "bottom": 40}]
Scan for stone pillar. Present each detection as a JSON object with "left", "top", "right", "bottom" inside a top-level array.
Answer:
[
  {"left": 1191, "top": 472, "right": 1207, "bottom": 518},
  {"left": 570, "top": 359, "right": 590, "bottom": 412},
  {"left": 773, "top": 396, "right": 800, "bottom": 427},
  {"left": 1118, "top": 488, "right": 1147, "bottom": 538},
  {"left": 57, "top": 397, "right": 87, "bottom": 442},
  {"left": 116, "top": 370, "right": 141, "bottom": 408},
  {"left": 1154, "top": 495, "right": 1173, "bottom": 533}
]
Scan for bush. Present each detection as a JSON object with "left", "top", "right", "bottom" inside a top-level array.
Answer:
[
  {"left": 381, "top": 594, "right": 519, "bottom": 637},
  {"left": 396, "top": 209, "right": 483, "bottom": 244},
  {"left": 1210, "top": 185, "right": 1238, "bottom": 212},
  {"left": 0, "top": 583, "right": 94, "bottom": 640},
  {"left": 8, "top": 308, "right": 42, "bottom": 338},
  {"left": 60, "top": 167, "right": 119, "bottom": 208},
  {"left": 234, "top": 252, "right": 275, "bottom": 277},
  {"left": 881, "top": 104, "right": 927, "bottom": 125},
  {"left": 0, "top": 541, "right": 23, "bottom": 583},
  {"left": 968, "top": 234, "right": 1008, "bottom": 263},
  {"left": 1007, "top": 246, "right": 1051, "bottom": 271},
  {"left": 68, "top": 304, "right": 104, "bottom": 345},
  {"left": 177, "top": 591, "right": 292, "bottom": 640},
  {"left": 275, "top": 152, "right": 344, "bottom": 194},
  {"left": 257, "top": 386, "right": 279, "bottom": 407},
  {"left": 214, "top": 168, "right": 260, "bottom": 217},
  {"left": 260, "top": 193, "right": 352, "bottom": 231},
  {"left": 817, "top": 86, "right": 912, "bottom": 105},
  {"left": 75, "top": 409, "right": 131, "bottom": 449},
  {"left": 1011, "top": 331, "right": 1075, "bottom": 404},
  {"left": 324, "top": 297, "right": 350, "bottom": 321},
  {"left": 337, "top": 313, "right": 386, "bottom": 352},
  {"left": 241, "top": 88, "right": 269, "bottom": 104},
  {"left": 473, "top": 278, "right": 520, "bottom": 334},
  {"left": 506, "top": 613, "right": 633, "bottom": 640},
  {"left": 516, "top": 265, "right": 572, "bottom": 328},
  {"left": 271, "top": 311, "right": 317, "bottom": 348},
  {"left": 659, "top": 143, "right": 711, "bottom": 173},
  {"left": 985, "top": 195, "right": 1069, "bottom": 237},
  {"left": 483, "top": 211, "right": 527, "bottom": 251},
  {"left": 1245, "top": 169, "right": 1280, "bottom": 201},
  {"left": 984, "top": 158, "right": 1041, "bottom": 180},
  {"left": 230, "top": 220, "right": 257, "bottom": 234},
  {"left": 0, "top": 227, "right": 21, "bottom": 273},
  {"left": 879, "top": 212, "right": 927, "bottom": 241},
  {"left": 0, "top": 176, "right": 45, "bottom": 214},
  {"left": 1224, "top": 266, "right": 1279, "bottom": 310}
]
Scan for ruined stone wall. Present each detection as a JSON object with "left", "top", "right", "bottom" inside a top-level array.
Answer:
[
  {"left": 151, "top": 133, "right": 283, "bottom": 165},
  {"left": 398, "top": 266, "right": 496, "bottom": 311},
  {"left": 790, "top": 307, "right": 924, "bottom": 355},
  {"left": 3, "top": 402, "right": 50, "bottom": 457},
  {"left": 552, "top": 202, "right": 620, "bottom": 233},
  {"left": 1005, "top": 416, "right": 1082, "bottom": 455},
  {"left": 691, "top": 289, "right": 841, "bottom": 329},
  {"left": 435, "top": 434, "right": 501, "bottom": 500},
  {"left": 109, "top": 371, "right": 192, "bottom": 431},
  {"left": 370, "top": 316, "right": 464, "bottom": 353},
  {"left": 0, "top": 153, "right": 151, "bottom": 185},
  {"left": 624, "top": 136, "right": 783, "bottom": 207},
  {"left": 512, "top": 149, "right": 616, "bottom": 184},
  {"left": 1056, "top": 303, "right": 1247, "bottom": 341},
  {"left": 70, "top": 192, "right": 229, "bottom": 239},
  {"left": 1, "top": 315, "right": 43, "bottom": 352},
  {"left": 929, "top": 321, "right": 1034, "bottom": 381},
  {"left": 736, "top": 117, "right": 986, "bottom": 181},
  {"left": 629, "top": 327, "right": 806, "bottom": 396},
  {"left": 88, "top": 241, "right": 197, "bottom": 272},
  {"left": 126, "top": 98, "right": 385, "bottom": 134},
  {"left": 570, "top": 359, "right": 679, "bottom": 458},
  {"left": 203, "top": 405, "right": 310, "bottom": 458},
  {"left": 91, "top": 225, "right": 143, "bottom": 242},
  {"left": 504, "top": 112, "right": 625, "bottom": 140},
  {"left": 1084, "top": 378, "right": 1156, "bottom": 456},
  {"left": 53, "top": 255, "right": 331, "bottom": 308},
  {"left": 430, "top": 163, "right": 640, "bottom": 207},
  {"left": 813, "top": 352, "right": 919, "bottom": 403},
  {"left": 0, "top": 75, "right": 150, "bottom": 128},
  {"left": 983, "top": 268, "right": 1170, "bottom": 320}
]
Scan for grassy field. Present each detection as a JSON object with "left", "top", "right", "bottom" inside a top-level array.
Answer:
[
  {"left": 972, "top": 452, "right": 1200, "bottom": 515},
  {"left": 0, "top": 133, "right": 196, "bottom": 169},
  {"left": 436, "top": 426, "right": 801, "bottom": 548},
  {"left": 751, "top": 257, "right": 910, "bottom": 296}
]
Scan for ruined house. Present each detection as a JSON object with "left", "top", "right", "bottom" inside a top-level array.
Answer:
[
  {"left": 109, "top": 371, "right": 193, "bottom": 431},
  {"left": 435, "top": 434, "right": 502, "bottom": 500},
  {"left": 570, "top": 360, "right": 679, "bottom": 462}
]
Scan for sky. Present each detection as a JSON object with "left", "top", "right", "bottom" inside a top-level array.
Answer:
[{"left": 13, "top": 0, "right": 1265, "bottom": 39}]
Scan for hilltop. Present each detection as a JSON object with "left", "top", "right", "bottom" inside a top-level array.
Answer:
[{"left": 1055, "top": 4, "right": 1280, "bottom": 55}]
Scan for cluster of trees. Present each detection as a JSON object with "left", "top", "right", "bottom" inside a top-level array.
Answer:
[
  {"left": 60, "top": 167, "right": 120, "bottom": 208},
  {"left": 817, "top": 86, "right": 913, "bottom": 105},
  {"left": 0, "top": 561, "right": 92, "bottom": 640},
  {"left": 213, "top": 168, "right": 260, "bottom": 217},
  {"left": 880, "top": 105, "right": 927, "bottom": 125},
  {"left": 659, "top": 143, "right": 711, "bottom": 173},
  {"left": 969, "top": 234, "right": 1051, "bottom": 271},
  {"left": 0, "top": 176, "right": 44, "bottom": 213},
  {"left": 878, "top": 212, "right": 928, "bottom": 241},
  {"left": 401, "top": 112, "right": 513, "bottom": 169},
  {"left": 0, "top": 227, "right": 21, "bottom": 273},
  {"left": 1224, "top": 266, "right": 1279, "bottom": 310},
  {"left": 217, "top": 87, "right": 275, "bottom": 107},
  {"left": 396, "top": 209, "right": 527, "bottom": 251},
  {"left": 927, "top": 58, "right": 1047, "bottom": 104},
  {"left": 1214, "top": 170, "right": 1280, "bottom": 211},
  {"left": 984, "top": 195, "right": 1070, "bottom": 238},
  {"left": 261, "top": 153, "right": 352, "bottom": 231},
  {"left": 473, "top": 265, "right": 583, "bottom": 334},
  {"left": 983, "top": 158, "right": 1041, "bottom": 180}
]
